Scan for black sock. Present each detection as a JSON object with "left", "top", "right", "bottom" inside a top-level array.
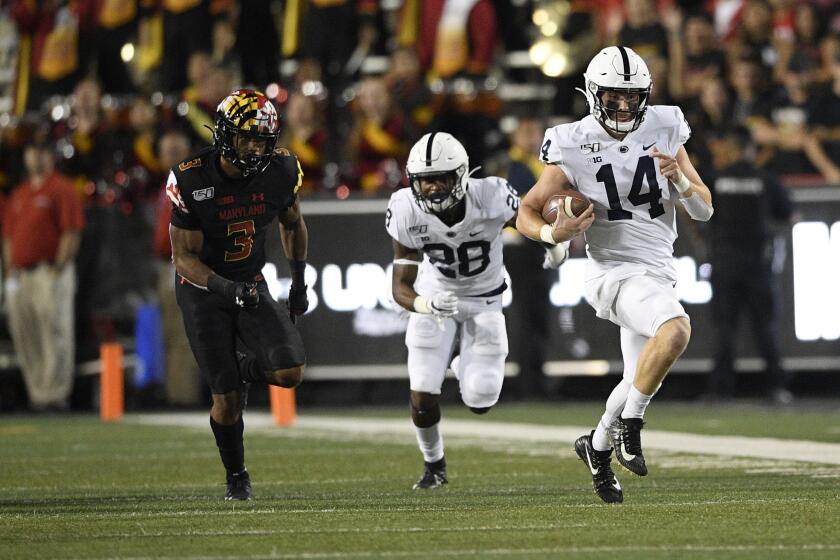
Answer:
[
  {"left": 210, "top": 416, "right": 245, "bottom": 476},
  {"left": 237, "top": 353, "right": 264, "bottom": 383},
  {"left": 427, "top": 457, "right": 446, "bottom": 471}
]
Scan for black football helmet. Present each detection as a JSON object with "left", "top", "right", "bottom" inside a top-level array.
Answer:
[{"left": 214, "top": 89, "right": 280, "bottom": 176}]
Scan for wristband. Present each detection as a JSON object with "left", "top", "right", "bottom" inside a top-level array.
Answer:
[
  {"left": 289, "top": 260, "right": 306, "bottom": 285},
  {"left": 539, "top": 223, "right": 557, "bottom": 245},
  {"left": 673, "top": 174, "right": 692, "bottom": 194},
  {"left": 413, "top": 296, "right": 431, "bottom": 314}
]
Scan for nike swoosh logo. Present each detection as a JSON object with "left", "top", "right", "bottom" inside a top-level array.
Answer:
[
  {"left": 469, "top": 231, "right": 482, "bottom": 237},
  {"left": 621, "top": 442, "right": 637, "bottom": 461},
  {"left": 585, "top": 451, "right": 599, "bottom": 475},
  {"left": 485, "top": 299, "right": 495, "bottom": 305},
  {"left": 643, "top": 143, "right": 655, "bottom": 150}
]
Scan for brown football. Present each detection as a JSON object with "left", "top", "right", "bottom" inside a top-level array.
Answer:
[{"left": 542, "top": 190, "right": 591, "bottom": 223}]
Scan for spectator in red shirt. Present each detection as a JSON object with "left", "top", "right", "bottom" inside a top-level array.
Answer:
[{"left": 3, "top": 140, "right": 85, "bottom": 412}]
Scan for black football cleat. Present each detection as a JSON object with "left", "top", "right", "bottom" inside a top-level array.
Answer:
[
  {"left": 574, "top": 432, "right": 623, "bottom": 504},
  {"left": 412, "top": 458, "right": 448, "bottom": 490},
  {"left": 608, "top": 417, "right": 648, "bottom": 476},
  {"left": 225, "top": 470, "right": 252, "bottom": 501}
]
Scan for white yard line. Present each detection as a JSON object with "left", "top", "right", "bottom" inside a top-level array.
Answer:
[{"left": 133, "top": 413, "right": 840, "bottom": 466}]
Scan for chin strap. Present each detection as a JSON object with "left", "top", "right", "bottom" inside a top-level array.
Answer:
[{"left": 575, "top": 86, "right": 592, "bottom": 110}]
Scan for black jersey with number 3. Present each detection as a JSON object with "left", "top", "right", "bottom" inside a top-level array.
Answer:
[{"left": 167, "top": 146, "right": 302, "bottom": 281}]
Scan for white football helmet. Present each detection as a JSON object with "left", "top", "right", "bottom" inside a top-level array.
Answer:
[
  {"left": 406, "top": 132, "right": 468, "bottom": 213},
  {"left": 581, "top": 46, "right": 652, "bottom": 134}
]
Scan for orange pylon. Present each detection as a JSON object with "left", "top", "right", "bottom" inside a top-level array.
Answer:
[
  {"left": 269, "top": 385, "right": 296, "bottom": 426},
  {"left": 100, "top": 343, "right": 124, "bottom": 421}
]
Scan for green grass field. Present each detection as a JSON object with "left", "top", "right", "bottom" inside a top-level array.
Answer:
[{"left": 2, "top": 402, "right": 840, "bottom": 559}]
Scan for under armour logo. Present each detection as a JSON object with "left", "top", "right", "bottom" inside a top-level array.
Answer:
[
  {"left": 540, "top": 139, "right": 551, "bottom": 162},
  {"left": 251, "top": 193, "right": 265, "bottom": 202}
]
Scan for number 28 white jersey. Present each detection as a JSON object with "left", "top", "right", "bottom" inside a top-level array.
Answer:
[
  {"left": 386, "top": 177, "right": 518, "bottom": 297},
  {"left": 540, "top": 105, "right": 691, "bottom": 279}
]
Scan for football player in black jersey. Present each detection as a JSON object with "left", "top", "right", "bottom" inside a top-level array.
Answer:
[{"left": 166, "top": 89, "right": 309, "bottom": 500}]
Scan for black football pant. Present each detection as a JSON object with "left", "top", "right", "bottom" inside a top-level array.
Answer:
[{"left": 175, "top": 277, "right": 306, "bottom": 394}]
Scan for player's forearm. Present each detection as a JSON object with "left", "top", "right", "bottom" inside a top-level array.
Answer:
[
  {"left": 391, "top": 268, "right": 420, "bottom": 312},
  {"left": 172, "top": 250, "right": 215, "bottom": 288},
  {"left": 515, "top": 204, "right": 547, "bottom": 242},
  {"left": 678, "top": 180, "right": 713, "bottom": 208},
  {"left": 675, "top": 179, "right": 714, "bottom": 222},
  {"left": 393, "top": 283, "right": 419, "bottom": 312},
  {"left": 281, "top": 216, "right": 308, "bottom": 262}
]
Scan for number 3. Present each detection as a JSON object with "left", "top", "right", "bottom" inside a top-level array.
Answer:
[{"left": 225, "top": 220, "right": 255, "bottom": 261}]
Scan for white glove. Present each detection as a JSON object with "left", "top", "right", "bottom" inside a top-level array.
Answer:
[
  {"left": 430, "top": 291, "right": 459, "bottom": 318},
  {"left": 543, "top": 241, "right": 570, "bottom": 269},
  {"left": 414, "top": 291, "right": 459, "bottom": 318}
]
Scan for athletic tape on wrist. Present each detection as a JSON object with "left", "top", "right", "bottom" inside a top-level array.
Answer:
[
  {"left": 413, "top": 296, "right": 431, "bottom": 314},
  {"left": 539, "top": 223, "right": 557, "bottom": 245}
]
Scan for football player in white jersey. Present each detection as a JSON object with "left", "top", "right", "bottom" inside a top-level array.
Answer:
[
  {"left": 516, "top": 46, "right": 714, "bottom": 503},
  {"left": 387, "top": 132, "right": 567, "bottom": 490}
]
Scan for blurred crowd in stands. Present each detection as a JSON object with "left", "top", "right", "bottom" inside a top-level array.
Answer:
[
  {"left": 0, "top": 0, "right": 838, "bottom": 407},
  {"left": 1, "top": 1, "right": 838, "bottom": 198}
]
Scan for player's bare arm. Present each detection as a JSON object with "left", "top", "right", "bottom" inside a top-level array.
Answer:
[
  {"left": 279, "top": 198, "right": 308, "bottom": 261},
  {"left": 279, "top": 197, "right": 309, "bottom": 319},
  {"left": 652, "top": 145, "right": 714, "bottom": 221},
  {"left": 391, "top": 239, "right": 458, "bottom": 317},
  {"left": 517, "top": 164, "right": 595, "bottom": 244},
  {"left": 170, "top": 224, "right": 213, "bottom": 287},
  {"left": 391, "top": 239, "right": 422, "bottom": 311}
]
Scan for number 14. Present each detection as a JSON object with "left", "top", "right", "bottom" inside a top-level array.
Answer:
[{"left": 596, "top": 156, "right": 665, "bottom": 221}]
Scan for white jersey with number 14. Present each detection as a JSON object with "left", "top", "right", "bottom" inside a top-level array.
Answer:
[{"left": 540, "top": 105, "right": 691, "bottom": 279}]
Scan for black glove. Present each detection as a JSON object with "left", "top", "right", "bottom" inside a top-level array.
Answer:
[
  {"left": 234, "top": 281, "right": 259, "bottom": 308},
  {"left": 288, "top": 283, "right": 309, "bottom": 322},
  {"left": 208, "top": 273, "right": 259, "bottom": 308}
]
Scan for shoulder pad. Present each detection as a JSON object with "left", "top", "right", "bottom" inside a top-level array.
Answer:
[
  {"left": 175, "top": 146, "right": 214, "bottom": 174},
  {"left": 644, "top": 105, "right": 690, "bottom": 139},
  {"left": 270, "top": 152, "right": 304, "bottom": 194},
  {"left": 643, "top": 105, "right": 691, "bottom": 150},
  {"left": 540, "top": 118, "right": 597, "bottom": 164}
]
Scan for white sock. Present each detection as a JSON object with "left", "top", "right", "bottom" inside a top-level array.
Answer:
[
  {"left": 592, "top": 379, "right": 632, "bottom": 451},
  {"left": 622, "top": 385, "right": 654, "bottom": 419},
  {"left": 415, "top": 423, "right": 444, "bottom": 463}
]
